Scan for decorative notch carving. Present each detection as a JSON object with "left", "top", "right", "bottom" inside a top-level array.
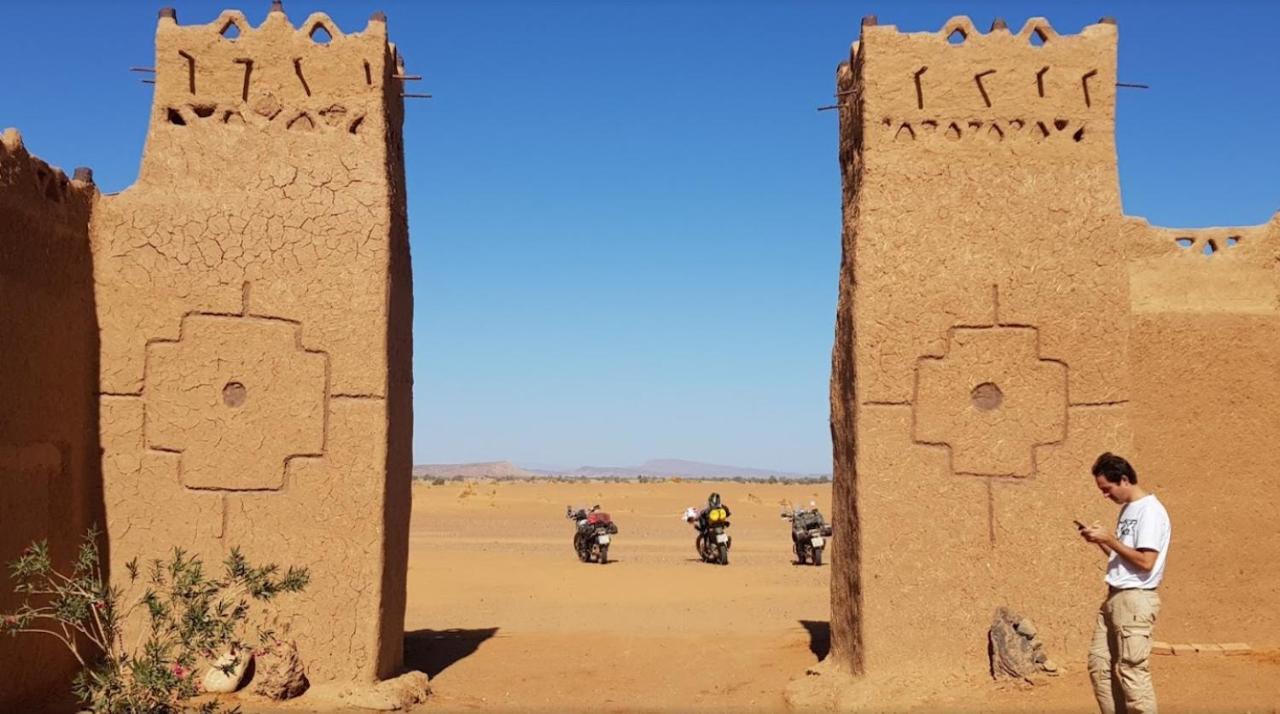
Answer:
[
  {"left": 217, "top": 14, "right": 247, "bottom": 40},
  {"left": 294, "top": 58, "right": 312, "bottom": 97},
  {"left": 287, "top": 112, "right": 316, "bottom": 132},
  {"left": 1175, "top": 235, "right": 1242, "bottom": 256},
  {"left": 1081, "top": 69, "right": 1097, "bottom": 108},
  {"left": 882, "top": 117, "right": 1084, "bottom": 145},
  {"left": 234, "top": 58, "right": 253, "bottom": 101},
  {"left": 974, "top": 69, "right": 996, "bottom": 108},
  {"left": 304, "top": 14, "right": 341, "bottom": 45},
  {"left": 1021, "top": 18, "right": 1057, "bottom": 46},
  {"left": 940, "top": 16, "right": 979, "bottom": 45},
  {"left": 178, "top": 50, "right": 196, "bottom": 94}
]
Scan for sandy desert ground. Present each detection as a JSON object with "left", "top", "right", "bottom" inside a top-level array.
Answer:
[{"left": 245, "top": 480, "right": 1280, "bottom": 712}]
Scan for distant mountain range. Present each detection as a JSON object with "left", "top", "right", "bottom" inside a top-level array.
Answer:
[
  {"left": 412, "top": 458, "right": 828, "bottom": 480},
  {"left": 412, "top": 461, "right": 534, "bottom": 479}
]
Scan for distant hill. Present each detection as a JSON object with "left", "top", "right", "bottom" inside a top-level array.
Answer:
[
  {"left": 562, "top": 458, "right": 825, "bottom": 480},
  {"left": 412, "top": 461, "right": 535, "bottom": 479},
  {"left": 413, "top": 458, "right": 829, "bottom": 481}
]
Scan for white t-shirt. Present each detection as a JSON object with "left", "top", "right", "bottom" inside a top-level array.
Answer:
[{"left": 1105, "top": 494, "right": 1171, "bottom": 589}]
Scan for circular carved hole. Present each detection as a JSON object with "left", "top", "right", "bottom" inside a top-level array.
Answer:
[
  {"left": 222, "top": 381, "right": 247, "bottom": 408},
  {"left": 971, "top": 382, "right": 1003, "bottom": 411}
]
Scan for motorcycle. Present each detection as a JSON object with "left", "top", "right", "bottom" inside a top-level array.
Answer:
[
  {"left": 782, "top": 505, "right": 833, "bottom": 566},
  {"left": 566, "top": 504, "right": 617, "bottom": 564},
  {"left": 687, "top": 506, "right": 732, "bottom": 565}
]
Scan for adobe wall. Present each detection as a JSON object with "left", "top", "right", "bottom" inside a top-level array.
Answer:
[
  {"left": 92, "top": 6, "right": 413, "bottom": 683},
  {"left": 0, "top": 130, "right": 102, "bottom": 711},
  {"left": 829, "top": 16, "right": 1280, "bottom": 683}
]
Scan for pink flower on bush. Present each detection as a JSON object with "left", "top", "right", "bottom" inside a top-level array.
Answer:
[{"left": 171, "top": 663, "right": 189, "bottom": 679}]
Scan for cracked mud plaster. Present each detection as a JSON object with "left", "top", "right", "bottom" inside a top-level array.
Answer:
[
  {"left": 84, "top": 7, "right": 413, "bottom": 685},
  {"left": 0, "top": 129, "right": 103, "bottom": 710},
  {"left": 828, "top": 16, "right": 1280, "bottom": 684}
]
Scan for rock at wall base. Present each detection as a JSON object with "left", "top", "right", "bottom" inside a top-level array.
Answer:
[
  {"left": 989, "top": 607, "right": 1059, "bottom": 682},
  {"left": 249, "top": 639, "right": 309, "bottom": 700}
]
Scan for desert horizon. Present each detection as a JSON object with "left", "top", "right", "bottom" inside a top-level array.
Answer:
[{"left": 411, "top": 457, "right": 834, "bottom": 482}]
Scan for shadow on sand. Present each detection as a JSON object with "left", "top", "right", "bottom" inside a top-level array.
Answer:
[
  {"left": 404, "top": 627, "right": 500, "bottom": 679},
  {"left": 799, "top": 620, "right": 830, "bottom": 661}
]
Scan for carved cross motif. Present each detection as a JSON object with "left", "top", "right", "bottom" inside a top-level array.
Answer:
[
  {"left": 145, "top": 314, "right": 326, "bottom": 490},
  {"left": 914, "top": 327, "right": 1067, "bottom": 477}
]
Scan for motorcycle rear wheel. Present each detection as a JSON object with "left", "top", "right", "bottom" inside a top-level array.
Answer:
[
  {"left": 598, "top": 544, "right": 609, "bottom": 564},
  {"left": 813, "top": 546, "right": 823, "bottom": 567}
]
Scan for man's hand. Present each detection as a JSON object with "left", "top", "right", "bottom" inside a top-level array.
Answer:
[
  {"left": 1080, "top": 521, "right": 1113, "bottom": 546},
  {"left": 1079, "top": 521, "right": 1113, "bottom": 557},
  {"left": 1079, "top": 520, "right": 1158, "bottom": 571}
]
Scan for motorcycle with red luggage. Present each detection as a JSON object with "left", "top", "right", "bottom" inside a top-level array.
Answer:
[{"left": 566, "top": 504, "right": 617, "bottom": 564}]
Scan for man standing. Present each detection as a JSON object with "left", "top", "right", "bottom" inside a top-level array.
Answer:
[{"left": 1080, "top": 452, "right": 1172, "bottom": 714}]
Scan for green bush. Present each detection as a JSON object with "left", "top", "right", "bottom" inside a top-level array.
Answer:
[{"left": 1, "top": 527, "right": 309, "bottom": 713}]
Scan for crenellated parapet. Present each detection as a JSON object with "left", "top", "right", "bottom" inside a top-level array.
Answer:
[
  {"left": 0, "top": 128, "right": 97, "bottom": 212},
  {"left": 847, "top": 16, "right": 1117, "bottom": 149},
  {"left": 148, "top": 5, "right": 405, "bottom": 140},
  {"left": 1124, "top": 213, "right": 1280, "bottom": 315}
]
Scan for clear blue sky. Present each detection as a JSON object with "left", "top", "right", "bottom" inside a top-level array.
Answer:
[{"left": 3, "top": 1, "right": 1277, "bottom": 473}]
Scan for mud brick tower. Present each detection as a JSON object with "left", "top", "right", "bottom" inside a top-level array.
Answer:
[
  {"left": 88, "top": 3, "right": 410, "bottom": 693},
  {"left": 829, "top": 15, "right": 1280, "bottom": 683},
  {"left": 91, "top": 5, "right": 414, "bottom": 685}
]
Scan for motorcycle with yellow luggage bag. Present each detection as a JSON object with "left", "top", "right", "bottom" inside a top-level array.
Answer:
[{"left": 687, "top": 496, "right": 732, "bottom": 565}]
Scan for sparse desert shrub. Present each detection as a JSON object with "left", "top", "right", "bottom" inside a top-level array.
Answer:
[
  {"left": 431, "top": 478, "right": 447, "bottom": 486},
  {"left": 1, "top": 527, "right": 309, "bottom": 713}
]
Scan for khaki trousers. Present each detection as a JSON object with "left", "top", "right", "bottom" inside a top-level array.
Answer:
[{"left": 1088, "top": 588, "right": 1161, "bottom": 714}]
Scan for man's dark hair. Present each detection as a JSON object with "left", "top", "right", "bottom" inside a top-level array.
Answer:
[{"left": 1092, "top": 452, "right": 1137, "bottom": 484}]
